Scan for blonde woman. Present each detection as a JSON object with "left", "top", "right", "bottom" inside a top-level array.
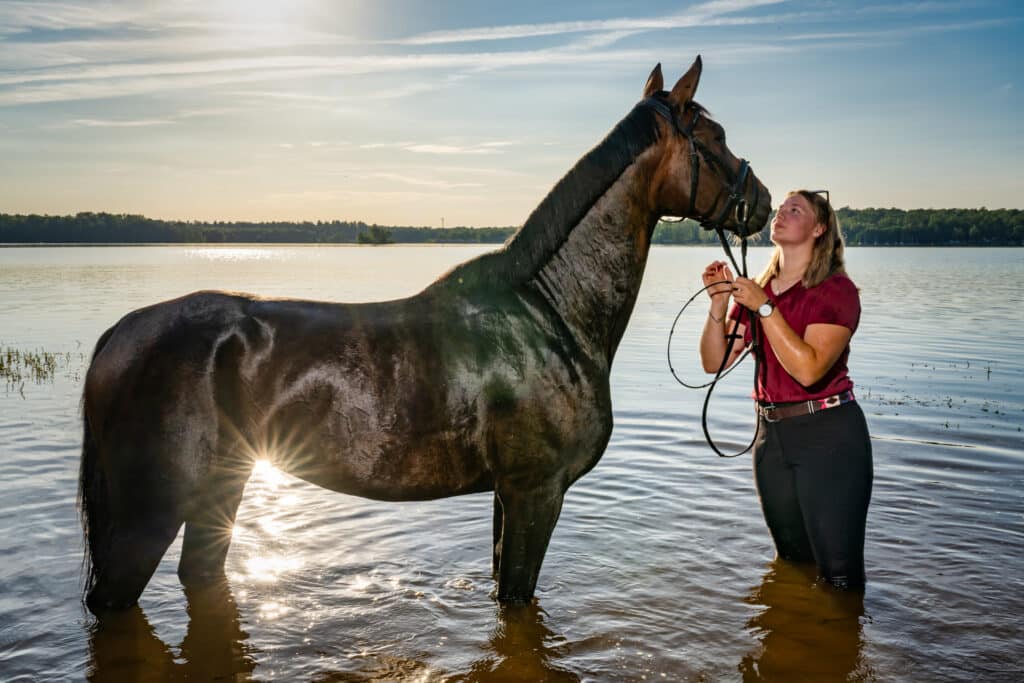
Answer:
[{"left": 699, "top": 190, "right": 872, "bottom": 589}]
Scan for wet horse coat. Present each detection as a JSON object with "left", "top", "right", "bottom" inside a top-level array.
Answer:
[{"left": 79, "top": 59, "right": 770, "bottom": 613}]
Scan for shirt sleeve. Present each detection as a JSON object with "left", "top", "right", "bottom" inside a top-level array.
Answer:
[{"left": 807, "top": 275, "right": 861, "bottom": 332}]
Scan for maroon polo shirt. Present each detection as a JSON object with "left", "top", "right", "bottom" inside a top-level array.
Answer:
[{"left": 729, "top": 272, "right": 860, "bottom": 403}]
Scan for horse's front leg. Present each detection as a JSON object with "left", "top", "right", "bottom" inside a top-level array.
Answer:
[{"left": 493, "top": 478, "right": 565, "bottom": 604}]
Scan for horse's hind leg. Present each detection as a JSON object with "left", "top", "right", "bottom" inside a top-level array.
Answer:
[
  {"left": 178, "top": 453, "right": 254, "bottom": 586},
  {"left": 86, "top": 509, "right": 183, "bottom": 613},
  {"left": 492, "top": 492, "right": 504, "bottom": 581},
  {"left": 493, "top": 480, "right": 565, "bottom": 604}
]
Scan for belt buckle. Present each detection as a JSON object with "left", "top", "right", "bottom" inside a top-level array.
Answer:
[{"left": 761, "top": 403, "right": 780, "bottom": 423}]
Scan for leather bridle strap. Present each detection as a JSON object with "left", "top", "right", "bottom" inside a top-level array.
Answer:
[{"left": 644, "top": 96, "right": 756, "bottom": 236}]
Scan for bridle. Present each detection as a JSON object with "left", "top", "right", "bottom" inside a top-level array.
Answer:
[
  {"left": 648, "top": 94, "right": 767, "bottom": 459},
  {"left": 643, "top": 95, "right": 761, "bottom": 239}
]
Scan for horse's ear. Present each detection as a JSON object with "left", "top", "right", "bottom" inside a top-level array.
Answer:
[
  {"left": 668, "top": 55, "right": 702, "bottom": 106},
  {"left": 643, "top": 63, "right": 664, "bottom": 98}
]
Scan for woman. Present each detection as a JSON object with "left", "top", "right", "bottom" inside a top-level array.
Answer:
[{"left": 698, "top": 189, "right": 872, "bottom": 589}]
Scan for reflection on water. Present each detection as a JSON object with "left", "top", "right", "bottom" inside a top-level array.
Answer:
[
  {"left": 739, "top": 561, "right": 872, "bottom": 682},
  {"left": 87, "top": 580, "right": 256, "bottom": 682},
  {"left": 88, "top": 588, "right": 577, "bottom": 683},
  {"left": 448, "top": 605, "right": 579, "bottom": 683}
]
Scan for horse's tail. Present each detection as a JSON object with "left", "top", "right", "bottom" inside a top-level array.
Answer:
[{"left": 78, "top": 325, "right": 116, "bottom": 603}]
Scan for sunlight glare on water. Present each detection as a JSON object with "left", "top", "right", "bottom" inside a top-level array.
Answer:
[
  {"left": 185, "top": 247, "right": 288, "bottom": 262},
  {"left": 232, "top": 459, "right": 306, "bottom": 584},
  {"left": 251, "top": 457, "right": 289, "bottom": 487}
]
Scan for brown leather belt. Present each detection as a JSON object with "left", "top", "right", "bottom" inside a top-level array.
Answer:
[{"left": 757, "top": 390, "right": 855, "bottom": 423}]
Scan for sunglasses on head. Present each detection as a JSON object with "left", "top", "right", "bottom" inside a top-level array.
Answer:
[{"left": 808, "top": 189, "right": 830, "bottom": 205}]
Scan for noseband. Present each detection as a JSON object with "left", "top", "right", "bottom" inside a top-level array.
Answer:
[{"left": 644, "top": 96, "right": 760, "bottom": 237}]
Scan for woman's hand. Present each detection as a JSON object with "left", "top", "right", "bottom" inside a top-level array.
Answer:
[
  {"left": 731, "top": 277, "right": 769, "bottom": 313},
  {"left": 699, "top": 261, "right": 746, "bottom": 373},
  {"left": 702, "top": 261, "right": 734, "bottom": 301}
]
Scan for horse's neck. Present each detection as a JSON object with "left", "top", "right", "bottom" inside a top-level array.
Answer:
[{"left": 529, "top": 157, "right": 659, "bottom": 364}]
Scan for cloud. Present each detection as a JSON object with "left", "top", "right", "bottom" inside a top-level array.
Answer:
[
  {"left": 359, "top": 140, "right": 514, "bottom": 155},
  {"left": 367, "top": 172, "right": 483, "bottom": 189},
  {"left": 783, "top": 18, "right": 1013, "bottom": 42},
  {"left": 0, "top": 40, "right": 806, "bottom": 106},
  {"left": 68, "top": 117, "right": 174, "bottom": 127},
  {"left": 1, "top": 0, "right": 1010, "bottom": 109},
  {"left": 404, "top": 143, "right": 499, "bottom": 155},
  {"left": 386, "top": 0, "right": 783, "bottom": 45}
]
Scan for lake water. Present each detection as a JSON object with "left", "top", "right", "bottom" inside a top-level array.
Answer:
[{"left": 0, "top": 245, "right": 1021, "bottom": 682}]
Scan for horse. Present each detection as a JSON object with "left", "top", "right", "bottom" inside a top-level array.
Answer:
[{"left": 78, "top": 57, "right": 771, "bottom": 614}]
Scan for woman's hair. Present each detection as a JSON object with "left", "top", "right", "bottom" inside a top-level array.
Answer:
[{"left": 755, "top": 189, "right": 846, "bottom": 288}]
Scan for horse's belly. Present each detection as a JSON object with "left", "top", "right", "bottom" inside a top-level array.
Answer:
[{"left": 271, "top": 424, "right": 493, "bottom": 502}]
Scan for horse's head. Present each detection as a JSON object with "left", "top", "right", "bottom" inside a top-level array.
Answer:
[{"left": 643, "top": 57, "right": 771, "bottom": 238}]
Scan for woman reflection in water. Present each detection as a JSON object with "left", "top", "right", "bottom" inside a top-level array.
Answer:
[{"left": 699, "top": 189, "right": 872, "bottom": 589}]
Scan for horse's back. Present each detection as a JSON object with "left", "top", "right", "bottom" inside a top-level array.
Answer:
[{"left": 87, "top": 289, "right": 249, "bottom": 384}]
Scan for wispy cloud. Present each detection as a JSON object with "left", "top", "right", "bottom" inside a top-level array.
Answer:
[
  {"left": 358, "top": 140, "right": 516, "bottom": 155},
  {"left": 68, "top": 117, "right": 174, "bottom": 127},
  {"left": 0, "top": 0, "right": 826, "bottom": 106},
  {"left": 404, "top": 143, "right": 499, "bottom": 155},
  {"left": 784, "top": 18, "right": 1014, "bottom": 42},
  {"left": 0, "top": 1, "right": 140, "bottom": 32},
  {"left": 368, "top": 172, "right": 483, "bottom": 189},
  {"left": 387, "top": 0, "right": 783, "bottom": 45},
  {"left": 0, "top": 40, "right": 810, "bottom": 106}
]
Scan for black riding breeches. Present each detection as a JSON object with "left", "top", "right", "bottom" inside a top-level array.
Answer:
[{"left": 752, "top": 401, "right": 873, "bottom": 589}]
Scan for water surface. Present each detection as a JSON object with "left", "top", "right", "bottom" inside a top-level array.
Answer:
[{"left": 0, "top": 245, "right": 1021, "bottom": 681}]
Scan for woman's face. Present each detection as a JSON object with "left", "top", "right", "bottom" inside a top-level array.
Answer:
[{"left": 770, "top": 193, "right": 824, "bottom": 246}]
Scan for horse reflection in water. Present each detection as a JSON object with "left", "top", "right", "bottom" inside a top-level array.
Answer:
[
  {"left": 86, "top": 583, "right": 575, "bottom": 682},
  {"left": 87, "top": 579, "right": 256, "bottom": 682},
  {"left": 78, "top": 57, "right": 771, "bottom": 614},
  {"left": 739, "top": 561, "right": 871, "bottom": 682},
  {"left": 449, "top": 605, "right": 579, "bottom": 683}
]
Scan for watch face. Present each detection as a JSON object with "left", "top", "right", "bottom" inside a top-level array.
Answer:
[{"left": 759, "top": 302, "right": 773, "bottom": 317}]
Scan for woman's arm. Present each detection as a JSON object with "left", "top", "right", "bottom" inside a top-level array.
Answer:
[
  {"left": 698, "top": 261, "right": 748, "bottom": 373},
  {"left": 699, "top": 315, "right": 747, "bottom": 373},
  {"left": 730, "top": 277, "right": 852, "bottom": 387},
  {"left": 760, "top": 317, "right": 851, "bottom": 387}
]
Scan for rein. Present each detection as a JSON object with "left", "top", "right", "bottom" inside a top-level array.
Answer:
[
  {"left": 646, "top": 96, "right": 763, "bottom": 458},
  {"left": 666, "top": 233, "right": 763, "bottom": 458}
]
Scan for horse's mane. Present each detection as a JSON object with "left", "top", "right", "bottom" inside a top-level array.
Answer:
[{"left": 428, "top": 101, "right": 662, "bottom": 291}]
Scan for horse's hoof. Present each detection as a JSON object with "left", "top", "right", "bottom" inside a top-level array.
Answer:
[
  {"left": 494, "top": 591, "right": 535, "bottom": 606},
  {"left": 85, "top": 592, "right": 138, "bottom": 616},
  {"left": 177, "top": 567, "right": 227, "bottom": 588}
]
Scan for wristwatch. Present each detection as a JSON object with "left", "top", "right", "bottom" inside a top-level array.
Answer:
[{"left": 757, "top": 299, "right": 775, "bottom": 318}]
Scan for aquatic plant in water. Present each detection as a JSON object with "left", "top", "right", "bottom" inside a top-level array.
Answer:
[{"left": 0, "top": 346, "right": 85, "bottom": 396}]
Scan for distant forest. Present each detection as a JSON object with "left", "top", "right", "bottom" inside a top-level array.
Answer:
[{"left": 1, "top": 208, "right": 1021, "bottom": 246}]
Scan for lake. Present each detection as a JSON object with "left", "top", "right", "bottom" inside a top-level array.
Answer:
[{"left": 0, "top": 245, "right": 1021, "bottom": 681}]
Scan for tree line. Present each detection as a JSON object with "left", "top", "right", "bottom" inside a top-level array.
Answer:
[{"left": 1, "top": 208, "right": 1021, "bottom": 245}]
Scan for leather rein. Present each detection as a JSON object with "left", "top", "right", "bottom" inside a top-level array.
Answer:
[{"left": 647, "top": 95, "right": 765, "bottom": 458}]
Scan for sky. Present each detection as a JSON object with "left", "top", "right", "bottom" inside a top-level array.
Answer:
[{"left": 0, "top": 0, "right": 1021, "bottom": 226}]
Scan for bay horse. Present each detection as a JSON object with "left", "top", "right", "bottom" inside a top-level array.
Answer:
[{"left": 79, "top": 57, "right": 770, "bottom": 614}]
